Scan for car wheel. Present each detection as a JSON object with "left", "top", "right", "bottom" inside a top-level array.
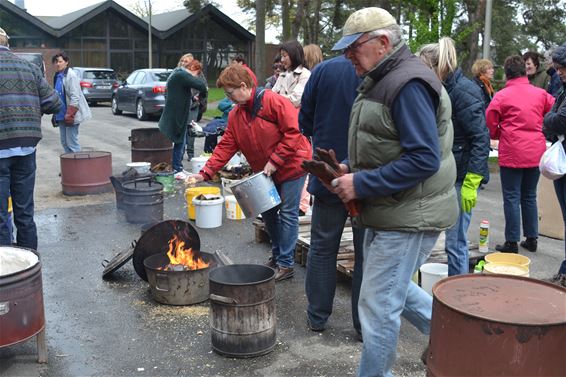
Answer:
[
  {"left": 111, "top": 97, "right": 122, "bottom": 115},
  {"left": 136, "top": 99, "right": 148, "bottom": 121}
]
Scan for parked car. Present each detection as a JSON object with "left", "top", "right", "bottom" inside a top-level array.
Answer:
[
  {"left": 111, "top": 68, "right": 172, "bottom": 121},
  {"left": 13, "top": 52, "right": 45, "bottom": 77},
  {"left": 73, "top": 67, "right": 120, "bottom": 105}
]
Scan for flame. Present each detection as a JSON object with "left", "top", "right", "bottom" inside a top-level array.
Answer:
[{"left": 165, "top": 234, "right": 209, "bottom": 270}]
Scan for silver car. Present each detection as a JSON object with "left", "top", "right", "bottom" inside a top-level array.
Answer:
[
  {"left": 111, "top": 69, "right": 172, "bottom": 121},
  {"left": 73, "top": 67, "right": 119, "bottom": 105}
]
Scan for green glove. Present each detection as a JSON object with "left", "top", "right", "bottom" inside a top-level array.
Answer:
[{"left": 460, "top": 172, "right": 483, "bottom": 213}]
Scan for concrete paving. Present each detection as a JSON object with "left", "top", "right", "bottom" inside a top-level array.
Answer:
[{"left": 1, "top": 106, "right": 564, "bottom": 376}]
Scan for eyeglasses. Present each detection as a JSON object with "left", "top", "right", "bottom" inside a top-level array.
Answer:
[
  {"left": 346, "top": 36, "right": 380, "bottom": 52},
  {"left": 224, "top": 88, "right": 237, "bottom": 98}
]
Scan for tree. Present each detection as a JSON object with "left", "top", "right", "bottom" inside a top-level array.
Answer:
[{"left": 256, "top": 0, "right": 267, "bottom": 83}]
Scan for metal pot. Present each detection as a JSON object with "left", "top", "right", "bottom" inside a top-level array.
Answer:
[
  {"left": 143, "top": 252, "right": 217, "bottom": 305},
  {"left": 230, "top": 173, "right": 281, "bottom": 218},
  {"left": 209, "top": 264, "right": 276, "bottom": 358}
]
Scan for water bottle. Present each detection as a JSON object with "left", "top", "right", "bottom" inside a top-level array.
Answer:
[{"left": 479, "top": 220, "right": 489, "bottom": 253}]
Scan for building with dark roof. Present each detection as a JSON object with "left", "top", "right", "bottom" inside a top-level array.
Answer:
[{"left": 0, "top": 0, "right": 255, "bottom": 79}]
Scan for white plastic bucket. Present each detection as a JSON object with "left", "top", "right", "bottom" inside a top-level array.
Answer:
[
  {"left": 420, "top": 263, "right": 448, "bottom": 295},
  {"left": 190, "top": 156, "right": 209, "bottom": 173},
  {"left": 225, "top": 195, "right": 246, "bottom": 220},
  {"left": 192, "top": 195, "right": 225, "bottom": 228}
]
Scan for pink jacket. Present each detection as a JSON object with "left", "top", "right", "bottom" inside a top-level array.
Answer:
[{"left": 486, "top": 77, "right": 555, "bottom": 168}]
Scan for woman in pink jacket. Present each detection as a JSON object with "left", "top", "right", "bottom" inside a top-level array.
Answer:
[{"left": 486, "top": 55, "right": 555, "bottom": 253}]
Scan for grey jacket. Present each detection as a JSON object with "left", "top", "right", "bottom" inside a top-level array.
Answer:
[{"left": 61, "top": 68, "right": 92, "bottom": 124}]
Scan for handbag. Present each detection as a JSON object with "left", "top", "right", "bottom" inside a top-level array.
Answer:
[{"left": 540, "top": 135, "right": 566, "bottom": 180}]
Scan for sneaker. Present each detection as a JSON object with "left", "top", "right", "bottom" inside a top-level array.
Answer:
[
  {"left": 306, "top": 314, "right": 325, "bottom": 332},
  {"left": 550, "top": 273, "right": 566, "bottom": 287},
  {"left": 264, "top": 257, "right": 277, "bottom": 269},
  {"left": 174, "top": 171, "right": 188, "bottom": 180},
  {"left": 495, "top": 241, "right": 518, "bottom": 253},
  {"left": 520, "top": 237, "right": 537, "bottom": 252},
  {"left": 274, "top": 266, "right": 295, "bottom": 282}
]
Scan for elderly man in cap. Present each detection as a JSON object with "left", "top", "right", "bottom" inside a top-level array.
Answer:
[
  {"left": 543, "top": 42, "right": 566, "bottom": 287},
  {"left": 328, "top": 8, "right": 458, "bottom": 376},
  {"left": 0, "top": 27, "right": 61, "bottom": 250}
]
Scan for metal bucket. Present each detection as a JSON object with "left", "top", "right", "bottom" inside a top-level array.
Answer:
[
  {"left": 0, "top": 247, "right": 45, "bottom": 348},
  {"left": 130, "top": 128, "right": 172, "bottom": 168},
  {"left": 230, "top": 173, "right": 281, "bottom": 218},
  {"left": 209, "top": 264, "right": 276, "bottom": 358},
  {"left": 427, "top": 275, "right": 566, "bottom": 376},
  {"left": 143, "top": 252, "right": 218, "bottom": 305},
  {"left": 60, "top": 151, "right": 113, "bottom": 195},
  {"left": 122, "top": 179, "right": 163, "bottom": 224}
]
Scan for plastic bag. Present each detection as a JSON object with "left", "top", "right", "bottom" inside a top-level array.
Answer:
[{"left": 540, "top": 135, "right": 566, "bottom": 180}]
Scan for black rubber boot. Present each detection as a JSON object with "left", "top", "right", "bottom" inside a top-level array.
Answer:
[{"left": 495, "top": 241, "right": 518, "bottom": 253}]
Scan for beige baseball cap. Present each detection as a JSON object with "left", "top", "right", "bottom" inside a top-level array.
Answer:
[
  {"left": 332, "top": 7, "right": 396, "bottom": 51},
  {"left": 0, "top": 27, "right": 9, "bottom": 39}
]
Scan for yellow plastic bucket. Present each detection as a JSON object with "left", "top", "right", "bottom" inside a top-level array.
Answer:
[
  {"left": 484, "top": 252, "right": 531, "bottom": 267},
  {"left": 483, "top": 262, "right": 529, "bottom": 277},
  {"left": 185, "top": 186, "right": 221, "bottom": 220}
]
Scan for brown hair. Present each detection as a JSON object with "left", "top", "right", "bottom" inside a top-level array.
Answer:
[
  {"left": 303, "top": 44, "right": 323, "bottom": 70},
  {"left": 471, "top": 59, "right": 493, "bottom": 77},
  {"left": 188, "top": 59, "right": 202, "bottom": 73},
  {"left": 216, "top": 65, "right": 254, "bottom": 89},
  {"left": 504, "top": 55, "right": 526, "bottom": 79}
]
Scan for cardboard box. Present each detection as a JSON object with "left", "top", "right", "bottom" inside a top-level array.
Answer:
[{"left": 538, "top": 176, "right": 564, "bottom": 240}]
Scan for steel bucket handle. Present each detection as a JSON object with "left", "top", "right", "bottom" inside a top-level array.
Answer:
[
  {"left": 209, "top": 294, "right": 238, "bottom": 304},
  {"left": 154, "top": 272, "right": 170, "bottom": 292}
]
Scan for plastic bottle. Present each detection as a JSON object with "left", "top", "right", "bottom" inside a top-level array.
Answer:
[{"left": 479, "top": 220, "right": 489, "bottom": 253}]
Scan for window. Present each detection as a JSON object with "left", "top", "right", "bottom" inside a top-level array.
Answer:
[
  {"left": 151, "top": 71, "right": 171, "bottom": 82},
  {"left": 126, "top": 71, "right": 139, "bottom": 85},
  {"left": 84, "top": 71, "right": 117, "bottom": 80},
  {"left": 133, "top": 72, "right": 146, "bottom": 85}
]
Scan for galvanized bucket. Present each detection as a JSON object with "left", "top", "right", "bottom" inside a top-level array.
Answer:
[{"left": 230, "top": 173, "right": 281, "bottom": 218}]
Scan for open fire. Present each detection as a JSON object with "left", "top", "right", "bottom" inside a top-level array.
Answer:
[{"left": 159, "top": 234, "right": 210, "bottom": 271}]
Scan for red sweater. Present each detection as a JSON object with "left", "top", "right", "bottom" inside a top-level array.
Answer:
[
  {"left": 201, "top": 89, "right": 310, "bottom": 184},
  {"left": 486, "top": 77, "right": 555, "bottom": 168}
]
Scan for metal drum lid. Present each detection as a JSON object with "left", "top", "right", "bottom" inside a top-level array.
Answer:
[
  {"left": 433, "top": 275, "right": 566, "bottom": 325},
  {"left": 102, "top": 243, "right": 135, "bottom": 279},
  {"left": 122, "top": 179, "right": 162, "bottom": 192}
]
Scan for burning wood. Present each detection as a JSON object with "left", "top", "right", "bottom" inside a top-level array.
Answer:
[{"left": 159, "top": 234, "right": 209, "bottom": 271}]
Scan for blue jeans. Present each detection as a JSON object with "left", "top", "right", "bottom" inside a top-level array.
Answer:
[
  {"left": 185, "top": 109, "right": 199, "bottom": 161},
  {"left": 262, "top": 175, "right": 306, "bottom": 268},
  {"left": 357, "top": 229, "right": 440, "bottom": 377},
  {"left": 305, "top": 196, "right": 364, "bottom": 332},
  {"left": 553, "top": 176, "right": 566, "bottom": 273},
  {"left": 172, "top": 140, "right": 186, "bottom": 173},
  {"left": 445, "top": 182, "right": 472, "bottom": 276},
  {"left": 499, "top": 167, "right": 540, "bottom": 242},
  {"left": 58, "top": 122, "right": 81, "bottom": 153},
  {"left": 0, "top": 152, "right": 38, "bottom": 250}
]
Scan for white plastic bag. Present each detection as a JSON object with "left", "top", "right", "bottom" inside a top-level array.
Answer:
[{"left": 540, "top": 135, "right": 566, "bottom": 180}]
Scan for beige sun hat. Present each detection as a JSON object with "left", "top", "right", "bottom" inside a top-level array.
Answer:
[{"left": 332, "top": 7, "right": 396, "bottom": 51}]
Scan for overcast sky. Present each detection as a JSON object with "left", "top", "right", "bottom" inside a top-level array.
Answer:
[{"left": 22, "top": 0, "right": 279, "bottom": 42}]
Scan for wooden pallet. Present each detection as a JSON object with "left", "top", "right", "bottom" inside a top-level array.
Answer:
[{"left": 253, "top": 217, "right": 485, "bottom": 278}]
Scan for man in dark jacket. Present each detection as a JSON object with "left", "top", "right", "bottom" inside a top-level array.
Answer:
[
  {"left": 329, "top": 8, "right": 458, "bottom": 376},
  {"left": 299, "top": 55, "right": 364, "bottom": 337},
  {"left": 0, "top": 27, "right": 61, "bottom": 250}
]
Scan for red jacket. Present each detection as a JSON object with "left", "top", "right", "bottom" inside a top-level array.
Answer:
[
  {"left": 486, "top": 77, "right": 555, "bottom": 168},
  {"left": 201, "top": 88, "right": 310, "bottom": 184}
]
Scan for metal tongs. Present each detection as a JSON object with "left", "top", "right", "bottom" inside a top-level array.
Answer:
[{"left": 301, "top": 148, "right": 359, "bottom": 216}]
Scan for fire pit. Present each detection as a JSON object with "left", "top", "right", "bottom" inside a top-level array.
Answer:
[{"left": 143, "top": 234, "right": 218, "bottom": 305}]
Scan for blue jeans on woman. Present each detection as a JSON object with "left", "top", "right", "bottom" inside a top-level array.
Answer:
[
  {"left": 499, "top": 167, "right": 540, "bottom": 242},
  {"left": 445, "top": 182, "right": 472, "bottom": 275},
  {"left": 553, "top": 176, "right": 566, "bottom": 274},
  {"left": 261, "top": 175, "right": 306, "bottom": 268},
  {"left": 58, "top": 122, "right": 81, "bottom": 153},
  {"left": 0, "top": 152, "right": 38, "bottom": 250},
  {"left": 172, "top": 139, "right": 186, "bottom": 173},
  {"left": 305, "top": 196, "right": 365, "bottom": 332},
  {"left": 357, "top": 229, "right": 439, "bottom": 377}
]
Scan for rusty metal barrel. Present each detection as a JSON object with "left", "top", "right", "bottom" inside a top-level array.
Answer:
[
  {"left": 427, "top": 275, "right": 566, "bottom": 376},
  {"left": 60, "top": 151, "right": 112, "bottom": 195},
  {"left": 130, "top": 128, "right": 172, "bottom": 168},
  {"left": 0, "top": 247, "right": 45, "bottom": 348},
  {"left": 209, "top": 264, "right": 276, "bottom": 358}
]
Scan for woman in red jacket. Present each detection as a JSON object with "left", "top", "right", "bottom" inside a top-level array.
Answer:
[
  {"left": 188, "top": 65, "right": 310, "bottom": 281},
  {"left": 486, "top": 55, "right": 555, "bottom": 253}
]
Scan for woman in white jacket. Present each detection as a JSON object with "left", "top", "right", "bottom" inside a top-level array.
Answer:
[
  {"left": 272, "top": 40, "right": 311, "bottom": 107},
  {"left": 52, "top": 53, "right": 92, "bottom": 153}
]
